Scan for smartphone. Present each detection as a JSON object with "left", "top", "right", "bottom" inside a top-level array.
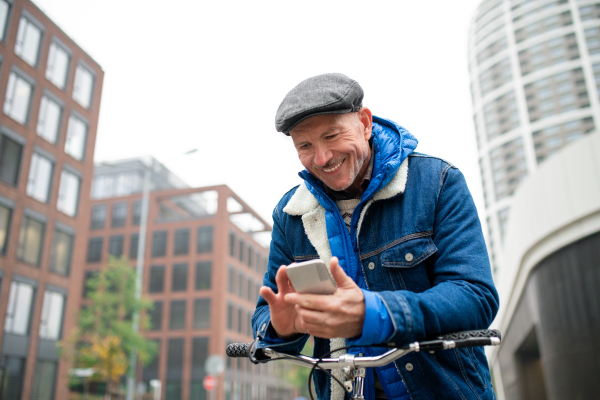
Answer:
[{"left": 286, "top": 259, "right": 337, "bottom": 295}]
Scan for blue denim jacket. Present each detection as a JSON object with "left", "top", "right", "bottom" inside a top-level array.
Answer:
[{"left": 252, "top": 116, "right": 499, "bottom": 400}]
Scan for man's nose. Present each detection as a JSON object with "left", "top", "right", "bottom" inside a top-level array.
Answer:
[{"left": 313, "top": 145, "right": 332, "bottom": 167}]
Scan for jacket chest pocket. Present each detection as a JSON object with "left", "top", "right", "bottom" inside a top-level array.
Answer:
[{"left": 380, "top": 235, "right": 437, "bottom": 292}]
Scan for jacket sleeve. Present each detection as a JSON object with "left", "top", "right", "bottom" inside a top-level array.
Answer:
[
  {"left": 251, "top": 204, "right": 310, "bottom": 353},
  {"left": 377, "top": 166, "right": 500, "bottom": 346}
]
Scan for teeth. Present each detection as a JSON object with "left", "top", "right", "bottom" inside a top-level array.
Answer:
[{"left": 323, "top": 160, "right": 343, "bottom": 172}]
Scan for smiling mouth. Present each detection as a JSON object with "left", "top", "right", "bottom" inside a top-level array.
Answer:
[{"left": 322, "top": 159, "right": 344, "bottom": 173}]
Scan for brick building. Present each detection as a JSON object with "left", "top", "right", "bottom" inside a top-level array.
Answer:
[
  {"left": 0, "top": 0, "right": 104, "bottom": 399},
  {"left": 86, "top": 158, "right": 299, "bottom": 400}
]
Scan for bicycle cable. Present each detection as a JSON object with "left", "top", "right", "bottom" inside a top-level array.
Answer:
[{"left": 307, "top": 346, "right": 357, "bottom": 400}]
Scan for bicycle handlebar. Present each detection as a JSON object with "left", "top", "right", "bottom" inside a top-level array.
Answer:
[{"left": 226, "top": 329, "right": 501, "bottom": 369}]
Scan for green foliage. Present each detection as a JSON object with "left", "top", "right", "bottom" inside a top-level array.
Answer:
[
  {"left": 60, "top": 256, "right": 157, "bottom": 383},
  {"left": 284, "top": 337, "right": 316, "bottom": 398}
]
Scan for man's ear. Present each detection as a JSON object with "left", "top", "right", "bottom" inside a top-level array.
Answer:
[{"left": 358, "top": 107, "right": 373, "bottom": 140}]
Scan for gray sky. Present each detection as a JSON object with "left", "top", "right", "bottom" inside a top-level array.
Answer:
[{"left": 33, "top": 0, "right": 484, "bottom": 225}]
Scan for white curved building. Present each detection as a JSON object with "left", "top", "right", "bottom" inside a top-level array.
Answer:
[
  {"left": 490, "top": 131, "right": 600, "bottom": 399},
  {"left": 468, "top": 0, "right": 600, "bottom": 275}
]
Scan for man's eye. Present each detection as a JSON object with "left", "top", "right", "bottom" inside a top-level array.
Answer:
[
  {"left": 299, "top": 144, "right": 311, "bottom": 150},
  {"left": 325, "top": 134, "right": 337, "bottom": 140}
]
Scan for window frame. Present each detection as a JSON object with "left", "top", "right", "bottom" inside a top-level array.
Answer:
[
  {"left": 45, "top": 37, "right": 71, "bottom": 90},
  {"left": 3, "top": 68, "right": 34, "bottom": 125},
  {"left": 16, "top": 210, "right": 46, "bottom": 266},
  {"left": 49, "top": 223, "right": 74, "bottom": 276},
  {"left": 14, "top": 11, "right": 44, "bottom": 67}
]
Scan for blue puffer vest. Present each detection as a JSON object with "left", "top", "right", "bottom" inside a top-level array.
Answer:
[{"left": 252, "top": 116, "right": 499, "bottom": 400}]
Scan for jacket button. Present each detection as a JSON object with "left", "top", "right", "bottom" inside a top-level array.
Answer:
[
  {"left": 405, "top": 363, "right": 413, "bottom": 371},
  {"left": 368, "top": 262, "right": 375, "bottom": 270},
  {"left": 405, "top": 253, "right": 414, "bottom": 262}
]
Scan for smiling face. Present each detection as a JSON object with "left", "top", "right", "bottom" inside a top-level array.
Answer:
[{"left": 289, "top": 108, "right": 373, "bottom": 194}]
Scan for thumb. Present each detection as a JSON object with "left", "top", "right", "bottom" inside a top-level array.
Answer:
[{"left": 329, "top": 257, "right": 354, "bottom": 289}]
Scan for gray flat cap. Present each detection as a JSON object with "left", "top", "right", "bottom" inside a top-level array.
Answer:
[{"left": 275, "top": 73, "right": 364, "bottom": 134}]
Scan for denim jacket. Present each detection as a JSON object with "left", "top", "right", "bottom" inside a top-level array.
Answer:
[{"left": 252, "top": 116, "right": 499, "bottom": 400}]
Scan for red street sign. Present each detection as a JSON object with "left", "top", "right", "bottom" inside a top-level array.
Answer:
[{"left": 203, "top": 375, "right": 217, "bottom": 391}]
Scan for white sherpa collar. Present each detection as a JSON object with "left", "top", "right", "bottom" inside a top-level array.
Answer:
[{"left": 283, "top": 157, "right": 409, "bottom": 217}]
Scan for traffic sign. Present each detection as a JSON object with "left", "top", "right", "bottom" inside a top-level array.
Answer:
[
  {"left": 204, "top": 355, "right": 225, "bottom": 375},
  {"left": 203, "top": 375, "right": 217, "bottom": 391}
]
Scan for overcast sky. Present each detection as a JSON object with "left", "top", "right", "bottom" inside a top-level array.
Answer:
[{"left": 33, "top": 0, "right": 484, "bottom": 225}]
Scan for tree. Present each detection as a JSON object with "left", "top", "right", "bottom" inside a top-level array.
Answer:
[{"left": 60, "top": 256, "right": 157, "bottom": 399}]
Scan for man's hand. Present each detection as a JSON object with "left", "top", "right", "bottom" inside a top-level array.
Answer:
[
  {"left": 284, "top": 257, "right": 365, "bottom": 339},
  {"left": 259, "top": 266, "right": 307, "bottom": 339}
]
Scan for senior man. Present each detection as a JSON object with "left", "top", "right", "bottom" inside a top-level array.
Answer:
[{"left": 252, "top": 73, "right": 499, "bottom": 400}]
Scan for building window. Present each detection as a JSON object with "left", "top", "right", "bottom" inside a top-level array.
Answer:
[
  {"left": 0, "top": 0, "right": 11, "bottom": 41},
  {"left": 31, "top": 360, "right": 57, "bottom": 400},
  {"left": 227, "top": 303, "right": 233, "bottom": 330},
  {"left": 5, "top": 280, "right": 35, "bottom": 335},
  {"left": 129, "top": 233, "right": 139, "bottom": 260},
  {"left": 46, "top": 41, "right": 70, "bottom": 89},
  {"left": 82, "top": 271, "right": 96, "bottom": 297},
  {"left": 0, "top": 203, "right": 12, "bottom": 254},
  {"left": 90, "top": 205, "right": 106, "bottom": 230},
  {"left": 3, "top": 71, "right": 33, "bottom": 125},
  {"left": 248, "top": 246, "right": 253, "bottom": 268},
  {"left": 64, "top": 115, "right": 87, "bottom": 160},
  {"left": 108, "top": 235, "right": 124, "bottom": 258},
  {"left": 132, "top": 200, "right": 142, "bottom": 225},
  {"left": 50, "top": 228, "right": 73, "bottom": 275},
  {"left": 169, "top": 300, "right": 186, "bottom": 330},
  {"left": 86, "top": 237, "right": 103, "bottom": 263},
  {"left": 26, "top": 152, "right": 53, "bottom": 203},
  {"left": 17, "top": 215, "right": 44, "bottom": 266},
  {"left": 14, "top": 15, "right": 42, "bottom": 66},
  {"left": 149, "top": 301, "right": 162, "bottom": 331},
  {"left": 238, "top": 238, "right": 244, "bottom": 263},
  {"left": 143, "top": 339, "right": 160, "bottom": 382},
  {"left": 166, "top": 339, "right": 184, "bottom": 400},
  {"left": 0, "top": 131, "right": 24, "bottom": 186},
  {"left": 190, "top": 337, "right": 209, "bottom": 398},
  {"left": 57, "top": 169, "right": 80, "bottom": 217},
  {"left": 111, "top": 202, "right": 127, "bottom": 228},
  {"left": 196, "top": 225, "right": 213, "bottom": 254},
  {"left": 1, "top": 356, "right": 26, "bottom": 400},
  {"left": 172, "top": 263, "right": 188, "bottom": 292},
  {"left": 36, "top": 95, "right": 62, "bottom": 143},
  {"left": 228, "top": 265, "right": 235, "bottom": 293},
  {"left": 39, "top": 290, "right": 65, "bottom": 340},
  {"left": 193, "top": 299, "right": 210, "bottom": 329},
  {"left": 148, "top": 265, "right": 165, "bottom": 293},
  {"left": 73, "top": 64, "right": 94, "bottom": 108},
  {"left": 173, "top": 228, "right": 189, "bottom": 255},
  {"left": 151, "top": 230, "right": 167, "bottom": 257},
  {"left": 229, "top": 232, "right": 235, "bottom": 256},
  {"left": 195, "top": 261, "right": 211, "bottom": 290}
]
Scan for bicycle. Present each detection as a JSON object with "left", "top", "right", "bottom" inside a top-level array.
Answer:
[{"left": 226, "top": 329, "right": 501, "bottom": 400}]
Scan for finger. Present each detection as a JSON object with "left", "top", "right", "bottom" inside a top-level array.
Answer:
[
  {"left": 275, "top": 266, "right": 293, "bottom": 294},
  {"left": 329, "top": 257, "right": 353, "bottom": 289},
  {"left": 285, "top": 293, "right": 335, "bottom": 311},
  {"left": 260, "top": 286, "right": 277, "bottom": 305},
  {"left": 297, "top": 307, "right": 327, "bottom": 325}
]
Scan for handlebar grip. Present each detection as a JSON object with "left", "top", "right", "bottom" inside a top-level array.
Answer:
[
  {"left": 226, "top": 343, "right": 252, "bottom": 358},
  {"left": 436, "top": 329, "right": 501, "bottom": 342}
]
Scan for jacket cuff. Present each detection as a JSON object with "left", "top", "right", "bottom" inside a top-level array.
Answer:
[{"left": 347, "top": 289, "right": 394, "bottom": 346}]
